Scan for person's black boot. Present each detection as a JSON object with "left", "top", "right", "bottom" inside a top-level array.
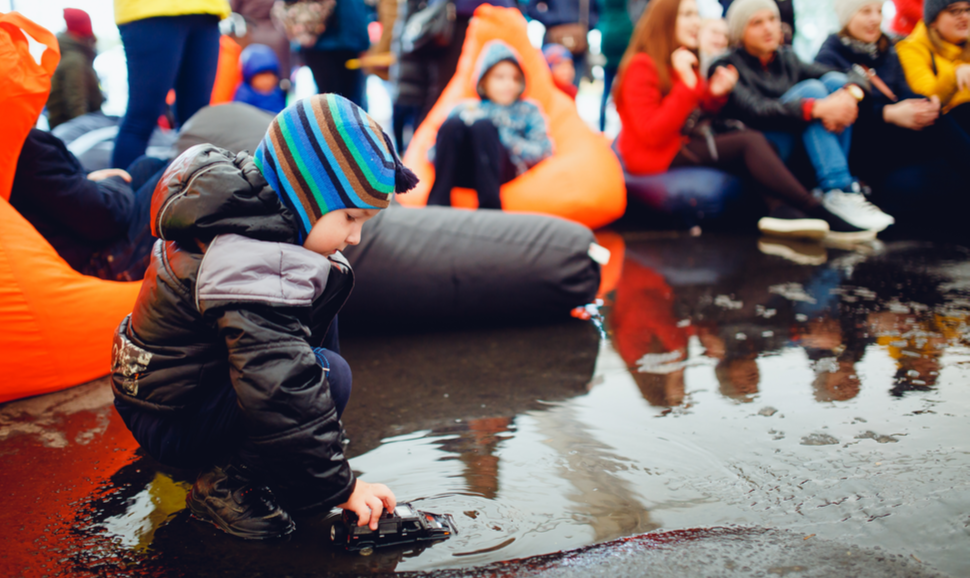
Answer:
[{"left": 186, "top": 464, "right": 296, "bottom": 539}]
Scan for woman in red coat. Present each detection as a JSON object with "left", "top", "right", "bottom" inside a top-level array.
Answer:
[{"left": 613, "top": 0, "right": 868, "bottom": 241}]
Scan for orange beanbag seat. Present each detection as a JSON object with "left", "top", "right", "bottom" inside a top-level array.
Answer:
[
  {"left": 0, "top": 14, "right": 141, "bottom": 403},
  {"left": 399, "top": 6, "right": 626, "bottom": 230},
  {"left": 211, "top": 34, "right": 244, "bottom": 105}
]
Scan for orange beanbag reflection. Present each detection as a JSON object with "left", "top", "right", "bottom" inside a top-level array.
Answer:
[
  {"left": 399, "top": 6, "right": 626, "bottom": 230},
  {"left": 0, "top": 14, "right": 141, "bottom": 403}
]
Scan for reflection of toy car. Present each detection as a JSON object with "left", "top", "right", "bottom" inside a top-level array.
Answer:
[{"left": 331, "top": 503, "right": 457, "bottom": 553}]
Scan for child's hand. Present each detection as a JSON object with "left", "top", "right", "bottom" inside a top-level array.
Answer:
[{"left": 338, "top": 480, "right": 396, "bottom": 531}]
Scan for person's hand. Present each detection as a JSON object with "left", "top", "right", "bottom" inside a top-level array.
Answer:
[
  {"left": 708, "top": 64, "right": 738, "bottom": 97},
  {"left": 883, "top": 98, "right": 940, "bottom": 130},
  {"left": 671, "top": 48, "right": 699, "bottom": 89},
  {"left": 87, "top": 168, "right": 132, "bottom": 182},
  {"left": 957, "top": 64, "right": 970, "bottom": 91},
  {"left": 337, "top": 480, "right": 397, "bottom": 531},
  {"left": 812, "top": 90, "right": 858, "bottom": 133}
]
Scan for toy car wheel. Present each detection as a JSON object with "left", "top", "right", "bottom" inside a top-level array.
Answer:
[{"left": 331, "top": 523, "right": 346, "bottom": 543}]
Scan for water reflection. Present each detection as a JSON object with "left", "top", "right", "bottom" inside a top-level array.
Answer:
[
  {"left": 4, "top": 236, "right": 970, "bottom": 576},
  {"left": 611, "top": 237, "right": 970, "bottom": 407}
]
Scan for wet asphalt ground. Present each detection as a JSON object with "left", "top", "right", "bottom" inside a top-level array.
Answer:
[{"left": 2, "top": 232, "right": 969, "bottom": 577}]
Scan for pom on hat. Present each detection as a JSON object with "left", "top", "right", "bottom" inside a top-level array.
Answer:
[
  {"left": 63, "top": 8, "right": 93, "bottom": 38},
  {"left": 382, "top": 132, "right": 419, "bottom": 193},
  {"left": 255, "top": 94, "right": 417, "bottom": 239},
  {"left": 834, "top": 0, "right": 883, "bottom": 29},
  {"left": 726, "top": 0, "right": 779, "bottom": 45}
]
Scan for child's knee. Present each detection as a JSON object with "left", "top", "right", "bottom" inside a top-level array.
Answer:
[{"left": 469, "top": 117, "right": 498, "bottom": 135}]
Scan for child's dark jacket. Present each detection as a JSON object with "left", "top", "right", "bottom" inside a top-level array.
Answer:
[{"left": 111, "top": 144, "right": 355, "bottom": 512}]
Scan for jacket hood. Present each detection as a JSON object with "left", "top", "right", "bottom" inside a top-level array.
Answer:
[
  {"left": 473, "top": 41, "right": 526, "bottom": 99},
  {"left": 56, "top": 32, "right": 96, "bottom": 61},
  {"left": 240, "top": 43, "right": 281, "bottom": 83},
  {"left": 151, "top": 144, "right": 299, "bottom": 246}
]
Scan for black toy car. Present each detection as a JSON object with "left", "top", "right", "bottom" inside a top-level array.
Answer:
[{"left": 330, "top": 502, "right": 457, "bottom": 553}]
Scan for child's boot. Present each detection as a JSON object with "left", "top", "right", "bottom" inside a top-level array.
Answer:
[{"left": 186, "top": 464, "right": 296, "bottom": 539}]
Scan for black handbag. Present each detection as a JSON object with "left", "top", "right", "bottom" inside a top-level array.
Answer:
[{"left": 401, "top": 0, "right": 457, "bottom": 55}]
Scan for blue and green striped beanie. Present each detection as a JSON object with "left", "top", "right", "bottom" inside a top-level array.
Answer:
[{"left": 254, "top": 94, "right": 418, "bottom": 239}]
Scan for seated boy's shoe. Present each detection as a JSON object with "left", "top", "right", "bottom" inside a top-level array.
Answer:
[
  {"left": 821, "top": 186, "right": 893, "bottom": 232},
  {"left": 807, "top": 205, "right": 878, "bottom": 243},
  {"left": 757, "top": 206, "right": 829, "bottom": 241},
  {"left": 187, "top": 465, "right": 296, "bottom": 540},
  {"left": 758, "top": 238, "right": 828, "bottom": 265}
]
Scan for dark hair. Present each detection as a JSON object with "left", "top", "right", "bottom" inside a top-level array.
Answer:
[{"left": 614, "top": 0, "right": 696, "bottom": 104}]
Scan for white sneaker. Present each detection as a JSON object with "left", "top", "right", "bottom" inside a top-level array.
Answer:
[{"left": 821, "top": 187, "right": 894, "bottom": 232}]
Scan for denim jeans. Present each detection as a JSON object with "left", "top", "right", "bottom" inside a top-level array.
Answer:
[
  {"left": 763, "top": 72, "right": 855, "bottom": 191},
  {"left": 113, "top": 15, "right": 221, "bottom": 169}
]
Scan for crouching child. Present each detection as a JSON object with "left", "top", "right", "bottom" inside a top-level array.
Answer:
[{"left": 110, "top": 94, "right": 418, "bottom": 539}]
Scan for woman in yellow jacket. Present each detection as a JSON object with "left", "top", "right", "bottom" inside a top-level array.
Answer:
[
  {"left": 112, "top": 0, "right": 231, "bottom": 169},
  {"left": 897, "top": 0, "right": 970, "bottom": 131}
]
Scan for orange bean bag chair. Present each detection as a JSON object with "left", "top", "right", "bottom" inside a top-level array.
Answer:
[
  {"left": 399, "top": 6, "right": 626, "bottom": 230},
  {"left": 0, "top": 14, "right": 142, "bottom": 403},
  {"left": 210, "top": 34, "right": 244, "bottom": 105}
]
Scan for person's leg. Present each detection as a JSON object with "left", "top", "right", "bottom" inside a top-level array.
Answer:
[
  {"left": 313, "top": 348, "right": 352, "bottom": 417},
  {"left": 778, "top": 77, "right": 854, "bottom": 191},
  {"left": 600, "top": 65, "right": 617, "bottom": 132},
  {"left": 112, "top": 17, "right": 189, "bottom": 169},
  {"left": 419, "top": 16, "right": 471, "bottom": 125},
  {"left": 467, "top": 118, "right": 506, "bottom": 210},
  {"left": 125, "top": 156, "right": 169, "bottom": 194},
  {"left": 172, "top": 14, "right": 221, "bottom": 127},
  {"left": 305, "top": 49, "right": 365, "bottom": 107},
  {"left": 427, "top": 116, "right": 473, "bottom": 206},
  {"left": 114, "top": 377, "right": 245, "bottom": 469}
]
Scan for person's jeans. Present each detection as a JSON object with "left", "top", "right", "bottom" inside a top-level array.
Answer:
[
  {"left": 600, "top": 64, "right": 617, "bottom": 133},
  {"left": 303, "top": 49, "right": 366, "bottom": 108},
  {"left": 113, "top": 15, "right": 221, "bottom": 169},
  {"left": 763, "top": 72, "right": 855, "bottom": 191},
  {"left": 114, "top": 348, "right": 352, "bottom": 469}
]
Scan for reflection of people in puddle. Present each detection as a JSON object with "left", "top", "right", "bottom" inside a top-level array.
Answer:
[
  {"left": 632, "top": 370, "right": 687, "bottom": 407},
  {"left": 869, "top": 311, "right": 953, "bottom": 396},
  {"left": 798, "top": 317, "right": 865, "bottom": 402},
  {"left": 609, "top": 258, "right": 690, "bottom": 407},
  {"left": 434, "top": 417, "right": 512, "bottom": 499}
]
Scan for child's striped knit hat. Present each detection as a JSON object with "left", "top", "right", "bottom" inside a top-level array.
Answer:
[{"left": 254, "top": 94, "right": 417, "bottom": 239}]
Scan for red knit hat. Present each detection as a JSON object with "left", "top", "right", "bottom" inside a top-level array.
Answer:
[{"left": 63, "top": 8, "right": 93, "bottom": 38}]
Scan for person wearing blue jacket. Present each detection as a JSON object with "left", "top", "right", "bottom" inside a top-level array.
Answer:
[
  {"left": 233, "top": 44, "right": 287, "bottom": 114},
  {"left": 814, "top": 0, "right": 970, "bottom": 200},
  {"left": 427, "top": 41, "right": 553, "bottom": 209},
  {"left": 9, "top": 129, "right": 166, "bottom": 281},
  {"left": 302, "top": 0, "right": 371, "bottom": 107}
]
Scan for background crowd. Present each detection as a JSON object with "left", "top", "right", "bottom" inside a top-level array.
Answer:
[{"left": 9, "top": 0, "right": 969, "bottom": 283}]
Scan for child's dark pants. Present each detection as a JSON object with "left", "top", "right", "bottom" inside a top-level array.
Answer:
[
  {"left": 114, "top": 348, "right": 352, "bottom": 470},
  {"left": 426, "top": 116, "right": 516, "bottom": 210}
]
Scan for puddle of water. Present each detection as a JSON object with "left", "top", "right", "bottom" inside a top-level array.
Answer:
[{"left": 2, "top": 236, "right": 969, "bottom": 576}]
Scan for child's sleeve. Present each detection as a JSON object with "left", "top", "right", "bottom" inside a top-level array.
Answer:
[
  {"left": 197, "top": 235, "right": 356, "bottom": 512},
  {"left": 212, "top": 306, "right": 356, "bottom": 511},
  {"left": 513, "top": 102, "right": 554, "bottom": 168}
]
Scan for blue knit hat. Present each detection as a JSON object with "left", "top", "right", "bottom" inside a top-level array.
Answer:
[{"left": 254, "top": 94, "right": 418, "bottom": 239}]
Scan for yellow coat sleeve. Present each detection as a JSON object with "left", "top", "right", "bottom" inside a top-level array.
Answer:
[{"left": 897, "top": 36, "right": 959, "bottom": 105}]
